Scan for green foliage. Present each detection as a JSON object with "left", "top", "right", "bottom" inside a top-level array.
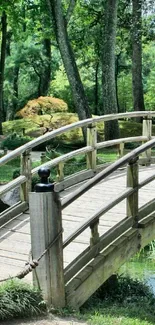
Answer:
[
  {"left": 81, "top": 276, "right": 155, "bottom": 325},
  {"left": 0, "top": 134, "right": 33, "bottom": 150},
  {"left": 0, "top": 279, "right": 46, "bottom": 320}
]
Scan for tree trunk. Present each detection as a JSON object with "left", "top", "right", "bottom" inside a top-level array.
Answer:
[
  {"left": 46, "top": 0, "right": 91, "bottom": 129},
  {"left": 94, "top": 61, "right": 99, "bottom": 115},
  {"left": 40, "top": 38, "right": 51, "bottom": 96},
  {"left": 132, "top": 0, "right": 145, "bottom": 120},
  {"left": 0, "top": 11, "right": 7, "bottom": 134},
  {"left": 10, "top": 64, "right": 20, "bottom": 120},
  {"left": 102, "top": 0, "right": 119, "bottom": 140}
]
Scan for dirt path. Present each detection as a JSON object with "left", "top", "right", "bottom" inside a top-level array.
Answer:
[{"left": 0, "top": 316, "right": 88, "bottom": 325}]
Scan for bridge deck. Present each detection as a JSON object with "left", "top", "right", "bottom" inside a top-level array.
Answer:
[{"left": 0, "top": 165, "right": 155, "bottom": 283}]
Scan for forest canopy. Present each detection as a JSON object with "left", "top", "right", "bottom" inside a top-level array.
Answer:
[{"left": 0, "top": 0, "right": 155, "bottom": 139}]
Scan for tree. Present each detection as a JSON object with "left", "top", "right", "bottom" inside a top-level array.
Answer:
[
  {"left": 131, "top": 0, "right": 145, "bottom": 117},
  {"left": 46, "top": 0, "right": 91, "bottom": 132},
  {"left": 0, "top": 11, "right": 7, "bottom": 134},
  {"left": 102, "top": 0, "right": 119, "bottom": 140}
]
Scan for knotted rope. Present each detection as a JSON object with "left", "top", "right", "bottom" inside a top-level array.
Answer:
[{"left": 0, "top": 228, "right": 63, "bottom": 283}]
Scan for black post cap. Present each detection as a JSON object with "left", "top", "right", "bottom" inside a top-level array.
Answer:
[{"left": 34, "top": 167, "right": 54, "bottom": 192}]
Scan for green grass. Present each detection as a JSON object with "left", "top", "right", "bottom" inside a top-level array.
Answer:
[
  {"left": 0, "top": 279, "right": 46, "bottom": 320},
  {"left": 79, "top": 276, "right": 155, "bottom": 325}
]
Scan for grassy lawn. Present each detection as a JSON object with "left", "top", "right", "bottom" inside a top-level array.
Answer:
[{"left": 79, "top": 276, "right": 155, "bottom": 325}]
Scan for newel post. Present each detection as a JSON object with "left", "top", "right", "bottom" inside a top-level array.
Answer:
[
  {"left": 87, "top": 124, "right": 97, "bottom": 170},
  {"left": 29, "top": 168, "right": 65, "bottom": 307},
  {"left": 126, "top": 157, "right": 139, "bottom": 227}
]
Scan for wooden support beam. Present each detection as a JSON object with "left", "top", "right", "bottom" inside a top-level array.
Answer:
[
  {"left": 20, "top": 151, "right": 32, "bottom": 203},
  {"left": 87, "top": 125, "right": 97, "bottom": 170},
  {"left": 141, "top": 117, "right": 152, "bottom": 165},
  {"left": 29, "top": 187, "right": 65, "bottom": 307},
  {"left": 126, "top": 157, "right": 139, "bottom": 227},
  {"left": 66, "top": 217, "right": 155, "bottom": 308},
  {"left": 57, "top": 161, "right": 64, "bottom": 182},
  {"left": 90, "top": 219, "right": 99, "bottom": 247}
]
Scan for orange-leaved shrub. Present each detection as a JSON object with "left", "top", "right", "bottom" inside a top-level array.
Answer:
[{"left": 17, "top": 96, "right": 68, "bottom": 118}]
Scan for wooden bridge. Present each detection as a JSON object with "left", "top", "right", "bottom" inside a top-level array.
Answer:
[{"left": 0, "top": 111, "right": 155, "bottom": 309}]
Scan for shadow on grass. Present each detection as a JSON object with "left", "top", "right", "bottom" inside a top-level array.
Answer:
[{"left": 80, "top": 275, "right": 155, "bottom": 325}]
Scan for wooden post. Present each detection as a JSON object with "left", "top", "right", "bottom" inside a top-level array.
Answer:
[
  {"left": 57, "top": 161, "right": 64, "bottom": 182},
  {"left": 3, "top": 147, "right": 8, "bottom": 155},
  {"left": 118, "top": 143, "right": 124, "bottom": 158},
  {"left": 90, "top": 219, "right": 99, "bottom": 247},
  {"left": 20, "top": 150, "right": 32, "bottom": 203},
  {"left": 29, "top": 168, "right": 65, "bottom": 308},
  {"left": 142, "top": 117, "right": 152, "bottom": 165},
  {"left": 40, "top": 152, "right": 46, "bottom": 164},
  {"left": 126, "top": 157, "right": 139, "bottom": 227},
  {"left": 87, "top": 124, "right": 97, "bottom": 170}
]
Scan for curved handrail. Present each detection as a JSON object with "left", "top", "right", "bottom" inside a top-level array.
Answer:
[
  {"left": 61, "top": 138, "right": 155, "bottom": 209},
  {"left": 0, "top": 110, "right": 154, "bottom": 166}
]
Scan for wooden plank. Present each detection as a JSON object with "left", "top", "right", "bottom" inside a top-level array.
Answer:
[
  {"left": 55, "top": 169, "right": 95, "bottom": 192},
  {"left": 32, "top": 146, "right": 93, "bottom": 175},
  {"left": 61, "top": 138, "right": 155, "bottom": 209},
  {"left": 64, "top": 216, "right": 133, "bottom": 283},
  {"left": 66, "top": 229, "right": 139, "bottom": 308},
  {"left": 0, "top": 176, "right": 26, "bottom": 196},
  {"left": 0, "top": 202, "right": 28, "bottom": 226}
]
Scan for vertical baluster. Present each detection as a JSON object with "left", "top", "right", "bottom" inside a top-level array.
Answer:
[
  {"left": 57, "top": 161, "right": 64, "bottom": 182},
  {"left": 126, "top": 157, "right": 139, "bottom": 227},
  {"left": 142, "top": 117, "right": 152, "bottom": 165},
  {"left": 118, "top": 142, "right": 124, "bottom": 158},
  {"left": 21, "top": 150, "right": 32, "bottom": 203},
  {"left": 87, "top": 124, "right": 97, "bottom": 170},
  {"left": 90, "top": 219, "right": 100, "bottom": 247}
]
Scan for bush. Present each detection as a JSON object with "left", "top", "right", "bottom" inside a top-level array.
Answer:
[
  {"left": 0, "top": 280, "right": 46, "bottom": 320},
  {"left": 17, "top": 96, "right": 68, "bottom": 118},
  {"left": 1, "top": 134, "right": 33, "bottom": 150}
]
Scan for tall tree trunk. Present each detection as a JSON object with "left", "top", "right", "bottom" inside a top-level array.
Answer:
[
  {"left": 46, "top": 0, "right": 91, "bottom": 128},
  {"left": 132, "top": 0, "right": 145, "bottom": 120},
  {"left": 10, "top": 64, "right": 20, "bottom": 120},
  {"left": 102, "top": 0, "right": 119, "bottom": 140},
  {"left": 94, "top": 61, "right": 99, "bottom": 115},
  {"left": 0, "top": 11, "right": 7, "bottom": 134},
  {"left": 40, "top": 38, "right": 51, "bottom": 96}
]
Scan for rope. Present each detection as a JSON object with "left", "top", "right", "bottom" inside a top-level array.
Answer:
[{"left": 0, "top": 228, "right": 63, "bottom": 283}]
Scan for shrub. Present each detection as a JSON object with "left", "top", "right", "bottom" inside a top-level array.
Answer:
[
  {"left": 0, "top": 280, "right": 46, "bottom": 320},
  {"left": 17, "top": 96, "right": 68, "bottom": 118},
  {"left": 1, "top": 134, "right": 33, "bottom": 150}
]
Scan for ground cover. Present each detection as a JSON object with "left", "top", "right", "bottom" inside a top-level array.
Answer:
[{"left": 1, "top": 276, "right": 155, "bottom": 325}]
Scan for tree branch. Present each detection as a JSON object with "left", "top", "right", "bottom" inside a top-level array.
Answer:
[{"left": 65, "top": 0, "right": 77, "bottom": 24}]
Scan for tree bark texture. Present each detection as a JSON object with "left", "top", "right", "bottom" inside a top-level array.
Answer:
[
  {"left": 0, "top": 11, "right": 7, "bottom": 134},
  {"left": 102, "top": 0, "right": 119, "bottom": 140},
  {"left": 40, "top": 38, "right": 51, "bottom": 96},
  {"left": 46, "top": 0, "right": 91, "bottom": 128},
  {"left": 132, "top": 0, "right": 145, "bottom": 116}
]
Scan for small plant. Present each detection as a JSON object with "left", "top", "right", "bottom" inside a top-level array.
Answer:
[{"left": 0, "top": 280, "right": 46, "bottom": 320}]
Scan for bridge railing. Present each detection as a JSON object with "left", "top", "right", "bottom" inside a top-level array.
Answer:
[
  {"left": 29, "top": 137, "right": 155, "bottom": 307},
  {"left": 0, "top": 111, "right": 155, "bottom": 307},
  {"left": 0, "top": 111, "right": 155, "bottom": 207}
]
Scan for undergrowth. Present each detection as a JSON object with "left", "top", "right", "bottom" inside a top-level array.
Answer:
[{"left": 0, "top": 280, "right": 46, "bottom": 320}]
